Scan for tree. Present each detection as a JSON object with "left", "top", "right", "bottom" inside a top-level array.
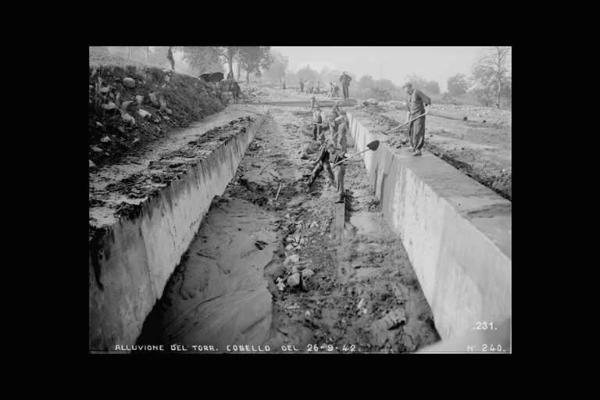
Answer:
[
  {"left": 424, "top": 81, "right": 440, "bottom": 95},
  {"left": 472, "top": 46, "right": 511, "bottom": 108},
  {"left": 238, "top": 47, "right": 272, "bottom": 84},
  {"left": 405, "top": 74, "right": 439, "bottom": 95},
  {"left": 447, "top": 73, "right": 469, "bottom": 97},
  {"left": 216, "top": 47, "right": 241, "bottom": 79},
  {"left": 181, "top": 47, "right": 223, "bottom": 75},
  {"left": 296, "top": 65, "right": 319, "bottom": 84},
  {"left": 264, "top": 51, "right": 289, "bottom": 85},
  {"left": 358, "top": 75, "right": 376, "bottom": 90}
]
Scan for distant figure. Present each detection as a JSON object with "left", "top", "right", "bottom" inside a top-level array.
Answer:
[
  {"left": 339, "top": 71, "right": 352, "bottom": 100},
  {"left": 227, "top": 70, "right": 234, "bottom": 80},
  {"left": 333, "top": 83, "right": 340, "bottom": 97},
  {"left": 403, "top": 82, "right": 431, "bottom": 156},
  {"left": 310, "top": 96, "right": 317, "bottom": 110},
  {"left": 167, "top": 47, "right": 175, "bottom": 71},
  {"left": 299, "top": 79, "right": 304, "bottom": 93},
  {"left": 282, "top": 80, "right": 286, "bottom": 90}
]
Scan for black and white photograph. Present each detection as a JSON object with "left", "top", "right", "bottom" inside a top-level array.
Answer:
[{"left": 88, "top": 46, "right": 512, "bottom": 354}]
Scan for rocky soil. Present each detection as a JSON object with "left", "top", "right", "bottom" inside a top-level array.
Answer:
[
  {"left": 136, "top": 105, "right": 439, "bottom": 353},
  {"left": 88, "top": 56, "right": 225, "bottom": 168}
]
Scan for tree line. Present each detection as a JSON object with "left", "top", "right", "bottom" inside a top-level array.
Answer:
[{"left": 99, "top": 46, "right": 511, "bottom": 109}]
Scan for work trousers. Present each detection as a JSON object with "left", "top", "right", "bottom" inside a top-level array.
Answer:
[
  {"left": 335, "top": 164, "right": 345, "bottom": 199},
  {"left": 409, "top": 116, "right": 426, "bottom": 151}
]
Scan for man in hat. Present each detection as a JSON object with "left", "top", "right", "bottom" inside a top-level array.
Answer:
[
  {"left": 339, "top": 72, "right": 352, "bottom": 100},
  {"left": 331, "top": 111, "right": 349, "bottom": 202},
  {"left": 403, "top": 82, "right": 431, "bottom": 156}
]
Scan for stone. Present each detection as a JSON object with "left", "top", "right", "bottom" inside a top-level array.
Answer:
[
  {"left": 123, "top": 77, "right": 136, "bottom": 88},
  {"left": 149, "top": 92, "right": 159, "bottom": 106},
  {"left": 121, "top": 113, "right": 136, "bottom": 125},
  {"left": 89, "top": 159, "right": 96, "bottom": 168},
  {"left": 287, "top": 272, "right": 301, "bottom": 287},
  {"left": 91, "top": 146, "right": 103, "bottom": 153},
  {"left": 100, "top": 136, "right": 111, "bottom": 143},
  {"left": 284, "top": 254, "right": 300, "bottom": 265},
  {"left": 102, "top": 102, "right": 117, "bottom": 110},
  {"left": 120, "top": 100, "right": 133, "bottom": 111},
  {"left": 136, "top": 95, "right": 144, "bottom": 105},
  {"left": 137, "top": 109, "right": 151, "bottom": 118}
]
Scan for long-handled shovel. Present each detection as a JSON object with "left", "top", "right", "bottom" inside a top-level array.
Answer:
[
  {"left": 384, "top": 110, "right": 429, "bottom": 135},
  {"left": 331, "top": 140, "right": 380, "bottom": 168}
]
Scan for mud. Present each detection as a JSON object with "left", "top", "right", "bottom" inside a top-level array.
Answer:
[
  {"left": 136, "top": 103, "right": 439, "bottom": 353},
  {"left": 89, "top": 111, "right": 259, "bottom": 232}
]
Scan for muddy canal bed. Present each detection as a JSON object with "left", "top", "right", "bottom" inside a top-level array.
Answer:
[{"left": 138, "top": 107, "right": 440, "bottom": 353}]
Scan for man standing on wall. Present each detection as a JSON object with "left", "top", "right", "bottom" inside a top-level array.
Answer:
[
  {"left": 339, "top": 72, "right": 352, "bottom": 100},
  {"left": 403, "top": 82, "right": 431, "bottom": 156}
]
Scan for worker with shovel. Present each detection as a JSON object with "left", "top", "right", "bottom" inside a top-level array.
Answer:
[
  {"left": 403, "top": 82, "right": 431, "bottom": 156},
  {"left": 332, "top": 111, "right": 349, "bottom": 203}
]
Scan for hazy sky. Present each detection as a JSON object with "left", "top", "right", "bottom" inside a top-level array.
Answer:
[{"left": 272, "top": 46, "right": 491, "bottom": 92}]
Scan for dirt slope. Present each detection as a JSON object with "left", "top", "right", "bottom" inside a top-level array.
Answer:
[{"left": 89, "top": 60, "right": 225, "bottom": 168}]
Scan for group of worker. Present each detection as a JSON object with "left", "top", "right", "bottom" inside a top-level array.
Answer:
[
  {"left": 303, "top": 80, "right": 431, "bottom": 200},
  {"left": 298, "top": 72, "right": 352, "bottom": 100},
  {"left": 306, "top": 101, "right": 349, "bottom": 203}
]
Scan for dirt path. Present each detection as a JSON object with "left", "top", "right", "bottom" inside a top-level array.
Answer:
[
  {"left": 137, "top": 102, "right": 439, "bottom": 353},
  {"left": 352, "top": 103, "right": 512, "bottom": 200}
]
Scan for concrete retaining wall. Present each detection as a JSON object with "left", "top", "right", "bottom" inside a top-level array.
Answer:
[
  {"left": 347, "top": 113, "right": 511, "bottom": 348},
  {"left": 89, "top": 116, "right": 266, "bottom": 352}
]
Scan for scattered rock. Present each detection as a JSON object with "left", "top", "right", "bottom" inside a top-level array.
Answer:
[
  {"left": 123, "top": 77, "right": 136, "bottom": 88},
  {"left": 91, "top": 146, "right": 103, "bottom": 153},
  {"left": 136, "top": 95, "right": 144, "bottom": 105},
  {"left": 287, "top": 272, "right": 301, "bottom": 287},
  {"left": 372, "top": 309, "right": 406, "bottom": 331},
  {"left": 100, "top": 136, "right": 111, "bottom": 143},
  {"left": 102, "top": 102, "right": 117, "bottom": 110},
  {"left": 284, "top": 254, "right": 300, "bottom": 265},
  {"left": 89, "top": 159, "right": 96, "bottom": 168},
  {"left": 276, "top": 277, "right": 286, "bottom": 291},
  {"left": 149, "top": 92, "right": 159, "bottom": 106},
  {"left": 120, "top": 100, "right": 133, "bottom": 112},
  {"left": 137, "top": 109, "right": 151, "bottom": 119},
  {"left": 121, "top": 112, "right": 136, "bottom": 125}
]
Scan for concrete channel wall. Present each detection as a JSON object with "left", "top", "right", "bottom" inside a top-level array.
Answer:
[
  {"left": 89, "top": 116, "right": 266, "bottom": 352},
  {"left": 347, "top": 113, "right": 511, "bottom": 350}
]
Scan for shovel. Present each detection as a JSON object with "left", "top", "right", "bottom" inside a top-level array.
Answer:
[
  {"left": 331, "top": 140, "right": 380, "bottom": 167},
  {"left": 384, "top": 110, "right": 429, "bottom": 135}
]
